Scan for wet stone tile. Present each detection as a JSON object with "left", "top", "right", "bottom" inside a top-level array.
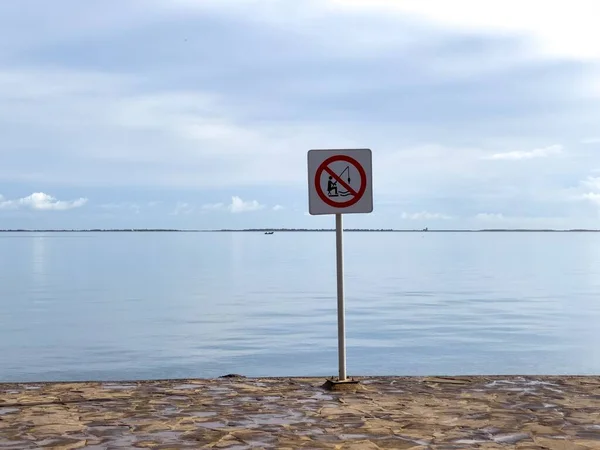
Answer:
[{"left": 0, "top": 376, "right": 598, "bottom": 449}]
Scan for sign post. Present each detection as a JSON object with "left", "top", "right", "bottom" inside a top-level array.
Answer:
[
  {"left": 307, "top": 148, "right": 373, "bottom": 387},
  {"left": 335, "top": 212, "right": 346, "bottom": 381}
]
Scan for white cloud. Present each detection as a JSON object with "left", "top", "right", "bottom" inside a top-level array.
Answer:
[
  {"left": 566, "top": 177, "right": 600, "bottom": 207},
  {"left": 581, "top": 177, "right": 600, "bottom": 191},
  {"left": 159, "top": 0, "right": 600, "bottom": 64},
  {"left": 0, "top": 4, "right": 594, "bottom": 199},
  {"left": 229, "top": 196, "right": 265, "bottom": 213},
  {"left": 329, "top": 0, "right": 600, "bottom": 62},
  {"left": 272, "top": 204, "right": 284, "bottom": 211},
  {"left": 475, "top": 213, "right": 505, "bottom": 221},
  {"left": 401, "top": 211, "right": 452, "bottom": 220},
  {"left": 0, "top": 192, "right": 87, "bottom": 211},
  {"left": 1, "top": 1, "right": 599, "bottom": 230},
  {"left": 21, "top": 193, "right": 88, "bottom": 211},
  {"left": 578, "top": 177, "right": 600, "bottom": 206},
  {"left": 202, "top": 196, "right": 266, "bottom": 213},
  {"left": 0, "top": 200, "right": 16, "bottom": 210},
  {"left": 485, "top": 144, "right": 563, "bottom": 161},
  {"left": 0, "top": 195, "right": 10, "bottom": 210},
  {"left": 170, "top": 202, "right": 194, "bottom": 216},
  {"left": 581, "top": 192, "right": 600, "bottom": 206},
  {"left": 0, "top": 68, "right": 321, "bottom": 189}
]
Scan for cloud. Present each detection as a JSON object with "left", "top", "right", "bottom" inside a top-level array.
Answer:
[
  {"left": 401, "top": 211, "right": 452, "bottom": 220},
  {"left": 475, "top": 213, "right": 505, "bottom": 221},
  {"left": 328, "top": 0, "right": 600, "bottom": 62},
  {"left": 576, "top": 177, "right": 600, "bottom": 206},
  {"left": 563, "top": 176, "right": 600, "bottom": 208},
  {"left": 202, "top": 196, "right": 266, "bottom": 213},
  {"left": 485, "top": 144, "right": 563, "bottom": 161},
  {"left": 1, "top": 1, "right": 600, "bottom": 230},
  {"left": 487, "top": 144, "right": 564, "bottom": 161},
  {"left": 272, "top": 204, "right": 284, "bottom": 211},
  {"left": 229, "top": 196, "right": 265, "bottom": 213},
  {"left": 1, "top": 0, "right": 595, "bottom": 193},
  {"left": 581, "top": 176, "right": 600, "bottom": 191},
  {"left": 0, "top": 192, "right": 87, "bottom": 211},
  {"left": 170, "top": 201, "right": 195, "bottom": 216},
  {"left": 581, "top": 192, "right": 600, "bottom": 206}
]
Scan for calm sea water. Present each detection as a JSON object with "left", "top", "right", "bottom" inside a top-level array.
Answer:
[{"left": 1, "top": 231, "right": 600, "bottom": 382}]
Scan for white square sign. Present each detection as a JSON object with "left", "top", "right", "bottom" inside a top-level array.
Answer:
[{"left": 307, "top": 148, "right": 373, "bottom": 215}]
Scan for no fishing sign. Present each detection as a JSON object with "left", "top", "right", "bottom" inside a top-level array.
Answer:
[
  {"left": 306, "top": 148, "right": 373, "bottom": 387},
  {"left": 307, "top": 149, "right": 373, "bottom": 215}
]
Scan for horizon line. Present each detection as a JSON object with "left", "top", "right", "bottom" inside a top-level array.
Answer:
[{"left": 1, "top": 228, "right": 600, "bottom": 233}]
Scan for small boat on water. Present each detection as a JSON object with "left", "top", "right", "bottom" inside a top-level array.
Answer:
[{"left": 264, "top": 231, "right": 274, "bottom": 235}]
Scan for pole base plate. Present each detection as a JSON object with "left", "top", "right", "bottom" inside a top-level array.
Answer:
[{"left": 322, "top": 378, "right": 360, "bottom": 391}]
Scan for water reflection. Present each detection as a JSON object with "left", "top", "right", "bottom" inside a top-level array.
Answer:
[
  {"left": 1, "top": 232, "right": 600, "bottom": 382},
  {"left": 229, "top": 231, "right": 245, "bottom": 284},
  {"left": 31, "top": 234, "right": 47, "bottom": 279}
]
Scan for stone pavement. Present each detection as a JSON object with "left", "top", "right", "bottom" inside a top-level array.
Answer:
[{"left": 1, "top": 376, "right": 599, "bottom": 449}]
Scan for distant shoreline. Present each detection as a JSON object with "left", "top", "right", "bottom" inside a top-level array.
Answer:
[{"left": 1, "top": 229, "right": 600, "bottom": 233}]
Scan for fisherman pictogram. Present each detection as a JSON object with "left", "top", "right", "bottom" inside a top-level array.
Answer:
[
  {"left": 327, "top": 176, "right": 338, "bottom": 197},
  {"left": 327, "top": 166, "right": 352, "bottom": 198}
]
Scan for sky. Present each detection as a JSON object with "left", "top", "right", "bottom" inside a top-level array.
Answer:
[{"left": 1, "top": 0, "right": 600, "bottom": 230}]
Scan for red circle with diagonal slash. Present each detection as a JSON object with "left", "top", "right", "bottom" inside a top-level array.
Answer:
[{"left": 315, "top": 155, "right": 367, "bottom": 208}]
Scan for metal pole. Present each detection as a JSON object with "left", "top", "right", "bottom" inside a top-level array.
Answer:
[{"left": 335, "top": 213, "right": 347, "bottom": 381}]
